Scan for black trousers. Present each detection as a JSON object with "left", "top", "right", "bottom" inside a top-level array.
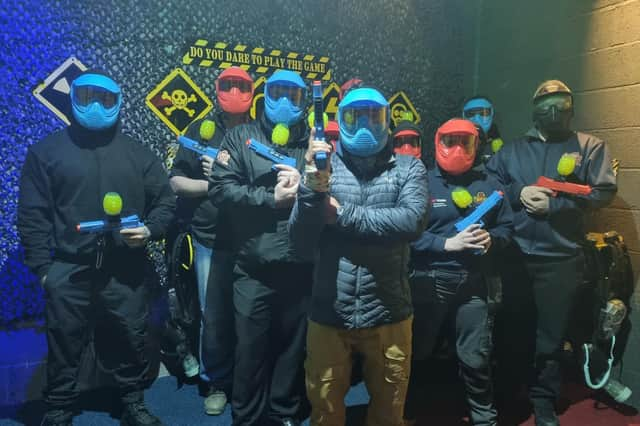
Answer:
[
  {"left": 43, "top": 254, "right": 152, "bottom": 409},
  {"left": 231, "top": 262, "right": 311, "bottom": 426},
  {"left": 495, "top": 246, "right": 583, "bottom": 409},
  {"left": 407, "top": 269, "right": 496, "bottom": 426}
]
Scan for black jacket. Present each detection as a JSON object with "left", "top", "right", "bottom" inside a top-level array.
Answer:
[
  {"left": 288, "top": 151, "right": 429, "bottom": 329},
  {"left": 411, "top": 165, "right": 513, "bottom": 272},
  {"left": 17, "top": 123, "right": 176, "bottom": 279},
  {"left": 209, "top": 115, "right": 310, "bottom": 270},
  {"left": 486, "top": 129, "right": 617, "bottom": 257}
]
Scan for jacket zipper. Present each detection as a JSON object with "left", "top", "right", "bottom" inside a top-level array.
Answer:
[{"left": 353, "top": 174, "right": 368, "bottom": 329}]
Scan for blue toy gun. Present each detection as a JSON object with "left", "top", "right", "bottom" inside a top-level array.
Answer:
[
  {"left": 245, "top": 138, "right": 297, "bottom": 171},
  {"left": 312, "top": 80, "right": 327, "bottom": 169},
  {"left": 454, "top": 190, "right": 504, "bottom": 232},
  {"left": 178, "top": 135, "right": 219, "bottom": 159},
  {"left": 76, "top": 214, "right": 144, "bottom": 234}
]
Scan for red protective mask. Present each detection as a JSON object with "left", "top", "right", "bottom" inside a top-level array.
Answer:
[
  {"left": 393, "top": 129, "right": 421, "bottom": 159},
  {"left": 216, "top": 67, "right": 254, "bottom": 114},
  {"left": 325, "top": 120, "right": 339, "bottom": 150},
  {"left": 435, "top": 119, "right": 479, "bottom": 175}
]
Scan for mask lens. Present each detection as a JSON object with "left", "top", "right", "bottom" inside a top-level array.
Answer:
[
  {"left": 394, "top": 135, "right": 420, "bottom": 148},
  {"left": 73, "top": 85, "right": 119, "bottom": 108},
  {"left": 219, "top": 78, "right": 252, "bottom": 93},
  {"left": 463, "top": 107, "right": 492, "bottom": 119},
  {"left": 534, "top": 94, "right": 573, "bottom": 113},
  {"left": 440, "top": 134, "right": 476, "bottom": 155},
  {"left": 340, "top": 105, "right": 387, "bottom": 134},
  {"left": 268, "top": 83, "right": 305, "bottom": 106}
]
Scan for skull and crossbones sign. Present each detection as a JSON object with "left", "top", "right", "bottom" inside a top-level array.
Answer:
[{"left": 162, "top": 89, "right": 198, "bottom": 117}]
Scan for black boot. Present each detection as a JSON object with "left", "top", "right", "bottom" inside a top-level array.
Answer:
[
  {"left": 120, "top": 392, "right": 163, "bottom": 426},
  {"left": 40, "top": 409, "right": 73, "bottom": 426}
]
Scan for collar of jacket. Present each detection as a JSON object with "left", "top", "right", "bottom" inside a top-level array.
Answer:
[
  {"left": 258, "top": 112, "right": 310, "bottom": 148},
  {"left": 338, "top": 144, "right": 396, "bottom": 179},
  {"left": 525, "top": 126, "right": 575, "bottom": 143},
  {"left": 68, "top": 119, "right": 120, "bottom": 148}
]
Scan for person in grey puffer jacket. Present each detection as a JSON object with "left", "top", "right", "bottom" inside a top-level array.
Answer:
[{"left": 288, "top": 87, "right": 429, "bottom": 426}]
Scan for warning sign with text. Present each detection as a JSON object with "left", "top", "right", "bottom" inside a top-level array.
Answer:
[{"left": 183, "top": 40, "right": 332, "bottom": 81}]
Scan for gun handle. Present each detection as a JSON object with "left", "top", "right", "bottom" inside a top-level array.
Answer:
[{"left": 315, "top": 152, "right": 327, "bottom": 170}]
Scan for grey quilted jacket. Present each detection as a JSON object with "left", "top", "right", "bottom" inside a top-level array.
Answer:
[{"left": 288, "top": 151, "right": 429, "bottom": 329}]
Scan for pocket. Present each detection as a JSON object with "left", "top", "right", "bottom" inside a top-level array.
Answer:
[
  {"left": 41, "top": 262, "right": 59, "bottom": 291},
  {"left": 383, "top": 343, "right": 410, "bottom": 384}
]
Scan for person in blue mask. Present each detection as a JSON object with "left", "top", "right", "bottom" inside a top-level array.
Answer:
[
  {"left": 18, "top": 70, "right": 175, "bottom": 426},
  {"left": 209, "top": 70, "right": 312, "bottom": 426},
  {"left": 288, "top": 87, "right": 429, "bottom": 426},
  {"left": 463, "top": 96, "right": 505, "bottom": 166}
]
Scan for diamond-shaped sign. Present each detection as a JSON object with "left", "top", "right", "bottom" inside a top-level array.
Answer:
[
  {"left": 145, "top": 68, "right": 213, "bottom": 135},
  {"left": 388, "top": 91, "right": 421, "bottom": 130},
  {"left": 32, "top": 56, "right": 88, "bottom": 125},
  {"left": 321, "top": 82, "right": 341, "bottom": 120}
]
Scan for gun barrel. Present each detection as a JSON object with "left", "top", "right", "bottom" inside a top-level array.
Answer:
[
  {"left": 178, "top": 135, "right": 219, "bottom": 159},
  {"left": 536, "top": 176, "right": 592, "bottom": 195},
  {"left": 312, "top": 80, "right": 327, "bottom": 169},
  {"left": 246, "top": 138, "right": 297, "bottom": 169},
  {"left": 454, "top": 190, "right": 504, "bottom": 232},
  {"left": 76, "top": 214, "right": 143, "bottom": 234}
]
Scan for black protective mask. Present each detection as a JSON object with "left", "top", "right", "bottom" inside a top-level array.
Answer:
[{"left": 533, "top": 94, "right": 573, "bottom": 139}]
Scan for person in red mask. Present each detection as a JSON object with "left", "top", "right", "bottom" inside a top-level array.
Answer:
[
  {"left": 169, "top": 66, "right": 254, "bottom": 416},
  {"left": 404, "top": 118, "right": 513, "bottom": 426},
  {"left": 392, "top": 120, "right": 423, "bottom": 159}
]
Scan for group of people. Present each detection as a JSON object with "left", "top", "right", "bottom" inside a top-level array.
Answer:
[{"left": 17, "top": 64, "right": 618, "bottom": 426}]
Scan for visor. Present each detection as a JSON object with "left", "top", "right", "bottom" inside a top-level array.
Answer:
[
  {"left": 72, "top": 85, "right": 119, "bottom": 108},
  {"left": 267, "top": 82, "right": 305, "bottom": 107},
  {"left": 534, "top": 93, "right": 573, "bottom": 112},
  {"left": 393, "top": 134, "right": 420, "bottom": 149},
  {"left": 218, "top": 77, "right": 253, "bottom": 93},
  {"left": 339, "top": 104, "right": 388, "bottom": 135},
  {"left": 439, "top": 133, "right": 477, "bottom": 155},
  {"left": 463, "top": 106, "right": 492, "bottom": 119}
]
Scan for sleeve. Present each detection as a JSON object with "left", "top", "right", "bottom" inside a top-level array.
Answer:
[
  {"left": 142, "top": 154, "right": 176, "bottom": 239},
  {"left": 170, "top": 134, "right": 202, "bottom": 180},
  {"left": 17, "top": 149, "right": 53, "bottom": 279},
  {"left": 288, "top": 182, "right": 328, "bottom": 259},
  {"left": 411, "top": 231, "right": 447, "bottom": 253},
  {"left": 209, "top": 129, "right": 276, "bottom": 209},
  {"left": 487, "top": 182, "right": 514, "bottom": 251},
  {"left": 486, "top": 145, "right": 524, "bottom": 211},
  {"left": 336, "top": 158, "right": 429, "bottom": 241},
  {"left": 548, "top": 138, "right": 618, "bottom": 215}
]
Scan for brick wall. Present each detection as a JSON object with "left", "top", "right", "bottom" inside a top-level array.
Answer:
[{"left": 467, "top": 0, "right": 640, "bottom": 407}]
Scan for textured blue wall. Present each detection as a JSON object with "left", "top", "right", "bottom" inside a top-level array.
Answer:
[{"left": 0, "top": 0, "right": 467, "bottom": 325}]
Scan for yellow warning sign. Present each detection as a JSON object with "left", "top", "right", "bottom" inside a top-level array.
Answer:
[
  {"left": 145, "top": 68, "right": 213, "bottom": 135},
  {"left": 388, "top": 91, "right": 421, "bottom": 130},
  {"left": 249, "top": 76, "right": 267, "bottom": 121},
  {"left": 183, "top": 39, "right": 332, "bottom": 81}
]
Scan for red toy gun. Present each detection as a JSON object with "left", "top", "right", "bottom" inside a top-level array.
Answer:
[{"left": 535, "top": 176, "right": 592, "bottom": 196}]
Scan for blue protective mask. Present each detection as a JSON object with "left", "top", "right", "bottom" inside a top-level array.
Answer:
[
  {"left": 338, "top": 88, "right": 389, "bottom": 158},
  {"left": 463, "top": 98, "right": 494, "bottom": 135},
  {"left": 71, "top": 73, "right": 122, "bottom": 130},
  {"left": 264, "top": 70, "right": 306, "bottom": 127},
  {"left": 265, "top": 96, "right": 302, "bottom": 126}
]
